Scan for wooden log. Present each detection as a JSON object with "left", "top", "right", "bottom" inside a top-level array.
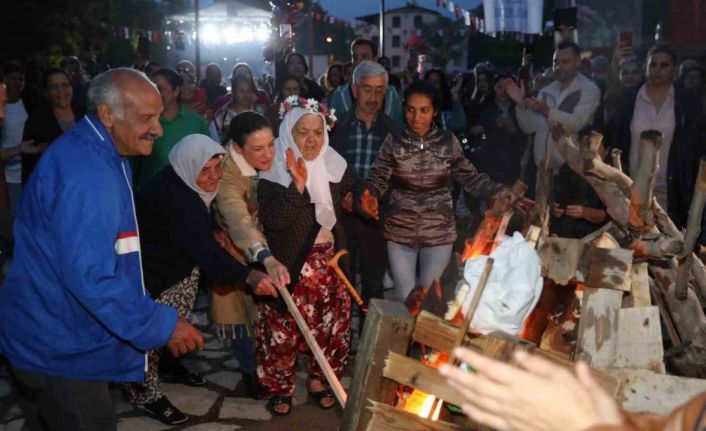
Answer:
[
  {"left": 629, "top": 130, "right": 662, "bottom": 232},
  {"left": 537, "top": 237, "right": 583, "bottom": 285},
  {"left": 676, "top": 158, "right": 706, "bottom": 300},
  {"left": 413, "top": 311, "right": 462, "bottom": 353},
  {"left": 342, "top": 300, "right": 415, "bottom": 431},
  {"left": 278, "top": 285, "right": 347, "bottom": 406},
  {"left": 602, "top": 368, "right": 706, "bottom": 415},
  {"left": 624, "top": 262, "right": 651, "bottom": 308},
  {"left": 582, "top": 247, "right": 633, "bottom": 292},
  {"left": 610, "top": 148, "right": 623, "bottom": 172},
  {"left": 382, "top": 352, "right": 466, "bottom": 407},
  {"left": 365, "top": 401, "right": 463, "bottom": 431},
  {"left": 525, "top": 225, "right": 541, "bottom": 248},
  {"left": 613, "top": 306, "right": 665, "bottom": 373},
  {"left": 575, "top": 286, "right": 623, "bottom": 367}
]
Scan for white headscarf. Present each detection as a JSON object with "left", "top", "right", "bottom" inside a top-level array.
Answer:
[
  {"left": 168, "top": 134, "right": 227, "bottom": 210},
  {"left": 260, "top": 107, "right": 347, "bottom": 230}
]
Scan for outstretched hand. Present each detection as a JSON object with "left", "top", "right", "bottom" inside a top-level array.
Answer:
[
  {"left": 286, "top": 147, "right": 307, "bottom": 194},
  {"left": 360, "top": 189, "right": 379, "bottom": 220}
]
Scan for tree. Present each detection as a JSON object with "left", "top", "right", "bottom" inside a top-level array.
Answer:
[
  {"left": 294, "top": 2, "right": 356, "bottom": 63},
  {"left": 417, "top": 15, "right": 467, "bottom": 69}
]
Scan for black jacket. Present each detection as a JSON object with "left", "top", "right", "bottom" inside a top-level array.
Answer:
[
  {"left": 258, "top": 166, "right": 360, "bottom": 290},
  {"left": 604, "top": 86, "right": 706, "bottom": 230},
  {"left": 137, "top": 166, "right": 251, "bottom": 298},
  {"left": 22, "top": 103, "right": 84, "bottom": 184}
]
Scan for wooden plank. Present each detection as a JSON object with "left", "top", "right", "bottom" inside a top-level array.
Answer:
[
  {"left": 341, "top": 299, "right": 415, "bottom": 431},
  {"left": 625, "top": 262, "right": 651, "bottom": 308},
  {"left": 525, "top": 225, "right": 541, "bottom": 248},
  {"left": 537, "top": 237, "right": 583, "bottom": 285},
  {"left": 603, "top": 368, "right": 706, "bottom": 415},
  {"left": 575, "top": 286, "right": 623, "bottom": 367},
  {"left": 613, "top": 307, "right": 665, "bottom": 373},
  {"left": 412, "top": 311, "right": 459, "bottom": 353},
  {"left": 365, "top": 401, "right": 463, "bottom": 431},
  {"left": 583, "top": 247, "right": 633, "bottom": 292},
  {"left": 382, "top": 352, "right": 466, "bottom": 407}
]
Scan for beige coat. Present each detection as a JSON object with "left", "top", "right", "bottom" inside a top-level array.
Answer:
[{"left": 210, "top": 149, "right": 261, "bottom": 329}]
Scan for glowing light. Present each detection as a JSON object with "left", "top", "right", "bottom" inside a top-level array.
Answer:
[
  {"left": 325, "top": 36, "right": 333, "bottom": 43},
  {"left": 256, "top": 26, "right": 270, "bottom": 41},
  {"left": 203, "top": 24, "right": 219, "bottom": 44}
]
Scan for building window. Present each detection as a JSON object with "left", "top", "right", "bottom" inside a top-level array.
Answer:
[
  {"left": 372, "top": 35, "right": 380, "bottom": 47},
  {"left": 414, "top": 15, "right": 423, "bottom": 27},
  {"left": 392, "top": 55, "right": 401, "bottom": 69},
  {"left": 392, "top": 35, "right": 400, "bottom": 48},
  {"left": 392, "top": 16, "right": 401, "bottom": 28}
]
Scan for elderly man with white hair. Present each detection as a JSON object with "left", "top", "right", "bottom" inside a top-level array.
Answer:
[
  {"left": 0, "top": 68, "right": 204, "bottom": 431},
  {"left": 330, "top": 60, "right": 400, "bottom": 313}
]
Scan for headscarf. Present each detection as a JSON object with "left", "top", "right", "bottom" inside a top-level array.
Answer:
[
  {"left": 168, "top": 134, "right": 227, "bottom": 210},
  {"left": 260, "top": 107, "right": 347, "bottom": 230}
]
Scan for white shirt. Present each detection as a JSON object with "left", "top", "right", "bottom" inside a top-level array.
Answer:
[
  {"left": 516, "top": 73, "right": 601, "bottom": 171},
  {"left": 0, "top": 100, "right": 28, "bottom": 184},
  {"left": 629, "top": 84, "right": 676, "bottom": 211}
]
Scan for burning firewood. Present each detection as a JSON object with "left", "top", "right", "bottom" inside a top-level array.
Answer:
[{"left": 549, "top": 123, "right": 706, "bottom": 376}]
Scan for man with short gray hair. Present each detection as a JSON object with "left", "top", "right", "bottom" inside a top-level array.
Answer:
[
  {"left": 0, "top": 68, "right": 204, "bottom": 431},
  {"left": 330, "top": 60, "right": 399, "bottom": 312}
]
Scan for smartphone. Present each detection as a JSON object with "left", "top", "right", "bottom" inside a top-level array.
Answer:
[{"left": 619, "top": 30, "right": 633, "bottom": 48}]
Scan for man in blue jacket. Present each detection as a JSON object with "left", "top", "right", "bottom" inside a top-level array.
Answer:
[{"left": 0, "top": 68, "right": 204, "bottom": 431}]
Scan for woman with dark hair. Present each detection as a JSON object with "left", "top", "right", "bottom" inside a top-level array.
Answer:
[
  {"left": 343, "top": 62, "right": 353, "bottom": 85},
  {"left": 424, "top": 68, "right": 466, "bottom": 133},
  {"left": 606, "top": 44, "right": 706, "bottom": 231},
  {"left": 264, "top": 75, "right": 301, "bottom": 137},
  {"left": 323, "top": 63, "right": 344, "bottom": 101},
  {"left": 199, "top": 63, "right": 228, "bottom": 108},
  {"left": 285, "top": 52, "right": 326, "bottom": 102},
  {"left": 366, "top": 80, "right": 507, "bottom": 301},
  {"left": 467, "top": 66, "right": 495, "bottom": 126},
  {"left": 133, "top": 68, "right": 210, "bottom": 189},
  {"left": 213, "top": 63, "right": 271, "bottom": 112},
  {"left": 124, "top": 134, "right": 274, "bottom": 425},
  {"left": 211, "top": 112, "right": 288, "bottom": 398},
  {"left": 176, "top": 60, "right": 209, "bottom": 120},
  {"left": 21, "top": 68, "right": 83, "bottom": 183},
  {"left": 210, "top": 75, "right": 258, "bottom": 142}
]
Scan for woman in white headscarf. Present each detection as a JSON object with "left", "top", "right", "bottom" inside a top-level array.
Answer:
[
  {"left": 257, "top": 101, "right": 376, "bottom": 415},
  {"left": 123, "top": 134, "right": 275, "bottom": 426}
]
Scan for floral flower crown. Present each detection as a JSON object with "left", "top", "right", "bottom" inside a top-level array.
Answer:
[{"left": 278, "top": 95, "right": 337, "bottom": 131}]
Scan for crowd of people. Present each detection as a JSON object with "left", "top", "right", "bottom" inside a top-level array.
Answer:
[{"left": 0, "top": 31, "right": 705, "bottom": 430}]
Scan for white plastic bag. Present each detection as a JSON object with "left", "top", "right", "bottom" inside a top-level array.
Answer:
[{"left": 451, "top": 231, "right": 543, "bottom": 335}]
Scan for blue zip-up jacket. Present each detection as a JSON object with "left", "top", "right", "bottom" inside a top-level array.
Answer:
[{"left": 0, "top": 116, "right": 178, "bottom": 382}]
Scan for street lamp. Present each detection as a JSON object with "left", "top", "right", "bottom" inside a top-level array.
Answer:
[{"left": 325, "top": 36, "right": 333, "bottom": 43}]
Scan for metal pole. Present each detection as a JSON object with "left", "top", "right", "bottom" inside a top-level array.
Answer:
[
  {"left": 379, "top": 0, "right": 385, "bottom": 56},
  {"left": 195, "top": 0, "right": 201, "bottom": 83}
]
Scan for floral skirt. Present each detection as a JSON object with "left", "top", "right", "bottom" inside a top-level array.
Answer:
[{"left": 255, "top": 242, "right": 351, "bottom": 396}]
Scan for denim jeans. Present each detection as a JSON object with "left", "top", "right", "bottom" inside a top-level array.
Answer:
[{"left": 387, "top": 241, "right": 453, "bottom": 301}]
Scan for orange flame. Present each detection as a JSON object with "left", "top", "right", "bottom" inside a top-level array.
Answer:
[{"left": 402, "top": 352, "right": 449, "bottom": 420}]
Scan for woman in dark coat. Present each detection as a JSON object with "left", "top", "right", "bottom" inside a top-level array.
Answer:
[
  {"left": 123, "top": 134, "right": 274, "bottom": 425},
  {"left": 257, "top": 98, "right": 374, "bottom": 415},
  {"left": 22, "top": 67, "right": 83, "bottom": 183}
]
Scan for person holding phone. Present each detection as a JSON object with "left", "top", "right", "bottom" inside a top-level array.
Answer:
[
  {"left": 603, "top": 32, "right": 643, "bottom": 123},
  {"left": 605, "top": 44, "right": 706, "bottom": 232}
]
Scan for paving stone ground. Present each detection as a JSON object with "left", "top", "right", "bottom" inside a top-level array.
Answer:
[{"left": 0, "top": 290, "right": 363, "bottom": 430}]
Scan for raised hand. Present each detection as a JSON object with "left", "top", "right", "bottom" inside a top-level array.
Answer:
[
  {"left": 501, "top": 79, "right": 525, "bottom": 106},
  {"left": 166, "top": 319, "right": 204, "bottom": 357},
  {"left": 360, "top": 189, "right": 379, "bottom": 220},
  {"left": 341, "top": 192, "right": 354, "bottom": 213},
  {"left": 286, "top": 147, "right": 307, "bottom": 194}
]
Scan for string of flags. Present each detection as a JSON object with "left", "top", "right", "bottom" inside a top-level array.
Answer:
[
  {"left": 432, "top": 0, "right": 485, "bottom": 32},
  {"left": 106, "top": 23, "right": 163, "bottom": 44}
]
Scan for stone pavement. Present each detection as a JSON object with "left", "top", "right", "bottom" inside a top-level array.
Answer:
[{"left": 0, "top": 292, "right": 360, "bottom": 431}]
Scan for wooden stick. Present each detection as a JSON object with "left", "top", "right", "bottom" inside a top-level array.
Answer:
[
  {"left": 278, "top": 286, "right": 347, "bottom": 407},
  {"left": 491, "top": 212, "right": 512, "bottom": 253},
  {"left": 611, "top": 148, "right": 623, "bottom": 172},
  {"left": 328, "top": 249, "right": 367, "bottom": 314},
  {"left": 450, "top": 258, "right": 494, "bottom": 364},
  {"left": 676, "top": 158, "right": 706, "bottom": 300},
  {"left": 629, "top": 130, "right": 662, "bottom": 232}
]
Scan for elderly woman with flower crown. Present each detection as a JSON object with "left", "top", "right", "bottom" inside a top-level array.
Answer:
[{"left": 256, "top": 96, "right": 376, "bottom": 415}]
